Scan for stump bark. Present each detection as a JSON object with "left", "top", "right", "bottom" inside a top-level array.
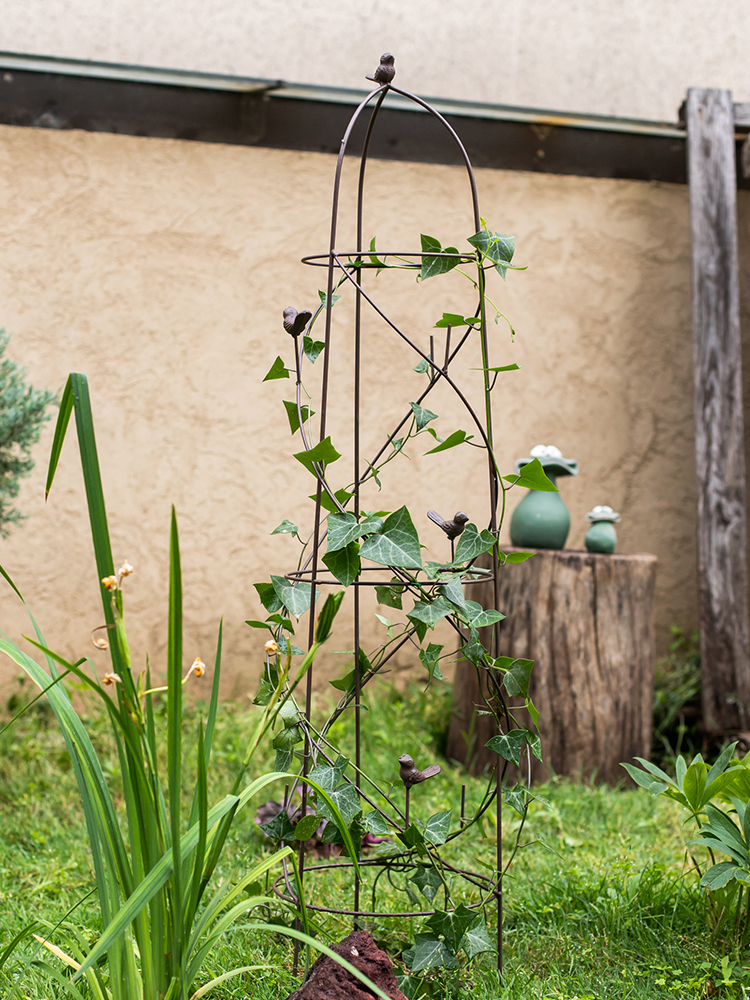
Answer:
[{"left": 446, "top": 549, "right": 657, "bottom": 784}]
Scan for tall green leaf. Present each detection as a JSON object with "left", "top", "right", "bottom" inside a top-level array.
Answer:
[{"left": 167, "top": 507, "right": 184, "bottom": 973}]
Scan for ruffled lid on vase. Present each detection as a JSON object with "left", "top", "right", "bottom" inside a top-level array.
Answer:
[{"left": 514, "top": 444, "right": 578, "bottom": 478}]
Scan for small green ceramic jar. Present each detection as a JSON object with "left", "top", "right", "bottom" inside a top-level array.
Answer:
[
  {"left": 509, "top": 445, "right": 578, "bottom": 550},
  {"left": 584, "top": 505, "right": 621, "bottom": 554}
]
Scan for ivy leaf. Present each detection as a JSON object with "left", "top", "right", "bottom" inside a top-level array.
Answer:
[
  {"left": 271, "top": 519, "right": 299, "bottom": 538},
  {"left": 434, "top": 312, "right": 468, "bottom": 328},
  {"left": 503, "top": 550, "right": 536, "bottom": 564},
  {"left": 419, "top": 642, "right": 444, "bottom": 682},
  {"left": 272, "top": 725, "right": 303, "bottom": 752},
  {"left": 318, "top": 288, "right": 340, "bottom": 309},
  {"left": 308, "top": 756, "right": 348, "bottom": 794},
  {"left": 428, "top": 904, "right": 475, "bottom": 950},
  {"left": 262, "top": 356, "right": 290, "bottom": 381},
  {"left": 467, "top": 229, "right": 516, "bottom": 279},
  {"left": 327, "top": 511, "right": 383, "bottom": 553},
  {"left": 359, "top": 505, "right": 422, "bottom": 568},
  {"left": 282, "top": 400, "right": 314, "bottom": 435},
  {"left": 309, "top": 487, "right": 353, "bottom": 513},
  {"left": 407, "top": 596, "right": 454, "bottom": 629},
  {"left": 459, "top": 919, "right": 495, "bottom": 958},
  {"left": 420, "top": 234, "right": 461, "bottom": 281},
  {"left": 409, "top": 401, "right": 438, "bottom": 431},
  {"left": 252, "top": 675, "right": 275, "bottom": 707},
  {"left": 410, "top": 934, "right": 458, "bottom": 972},
  {"left": 486, "top": 729, "right": 526, "bottom": 766},
  {"left": 322, "top": 542, "right": 360, "bottom": 587},
  {"left": 397, "top": 824, "right": 427, "bottom": 854},
  {"left": 270, "top": 575, "right": 316, "bottom": 618},
  {"left": 423, "top": 809, "right": 452, "bottom": 846},
  {"left": 461, "top": 628, "right": 486, "bottom": 666},
  {"left": 329, "top": 668, "right": 354, "bottom": 693},
  {"left": 362, "top": 810, "right": 390, "bottom": 836},
  {"left": 410, "top": 865, "right": 442, "bottom": 902},
  {"left": 259, "top": 810, "right": 296, "bottom": 843},
  {"left": 503, "top": 456, "right": 558, "bottom": 492},
  {"left": 293, "top": 436, "right": 341, "bottom": 476},
  {"left": 375, "top": 580, "right": 404, "bottom": 610},
  {"left": 413, "top": 358, "right": 430, "bottom": 374},
  {"left": 275, "top": 747, "right": 295, "bottom": 772},
  {"left": 453, "top": 523, "right": 495, "bottom": 563},
  {"left": 439, "top": 577, "right": 466, "bottom": 609},
  {"left": 504, "top": 783, "right": 527, "bottom": 815},
  {"left": 459, "top": 600, "right": 505, "bottom": 629},
  {"left": 294, "top": 814, "right": 322, "bottom": 841},
  {"left": 424, "top": 429, "right": 471, "bottom": 455},
  {"left": 254, "top": 581, "right": 283, "bottom": 613},
  {"left": 277, "top": 636, "right": 305, "bottom": 656},
  {"left": 368, "top": 236, "right": 387, "bottom": 274},
  {"left": 476, "top": 363, "right": 521, "bottom": 373},
  {"left": 502, "top": 658, "right": 534, "bottom": 698},
  {"left": 318, "top": 783, "right": 362, "bottom": 828},
  {"left": 303, "top": 336, "right": 325, "bottom": 363}
]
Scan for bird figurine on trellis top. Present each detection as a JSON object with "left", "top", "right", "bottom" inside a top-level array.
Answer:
[{"left": 366, "top": 53, "right": 395, "bottom": 85}]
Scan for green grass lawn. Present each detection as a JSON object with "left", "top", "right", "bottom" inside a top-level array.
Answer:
[{"left": 0, "top": 681, "right": 739, "bottom": 999}]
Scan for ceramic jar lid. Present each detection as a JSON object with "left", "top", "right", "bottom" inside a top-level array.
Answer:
[
  {"left": 586, "top": 504, "right": 620, "bottom": 523},
  {"left": 514, "top": 444, "right": 578, "bottom": 478}
]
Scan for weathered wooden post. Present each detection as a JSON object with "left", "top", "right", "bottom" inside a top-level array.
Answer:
[{"left": 686, "top": 88, "right": 750, "bottom": 732}]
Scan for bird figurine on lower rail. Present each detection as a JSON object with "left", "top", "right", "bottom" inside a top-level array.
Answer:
[
  {"left": 427, "top": 509, "right": 469, "bottom": 560},
  {"left": 399, "top": 753, "right": 441, "bottom": 824},
  {"left": 398, "top": 753, "right": 441, "bottom": 789},
  {"left": 283, "top": 306, "right": 312, "bottom": 338}
]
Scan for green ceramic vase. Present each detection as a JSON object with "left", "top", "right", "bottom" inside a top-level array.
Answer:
[
  {"left": 584, "top": 505, "right": 621, "bottom": 554},
  {"left": 509, "top": 448, "right": 578, "bottom": 550},
  {"left": 510, "top": 472, "right": 571, "bottom": 549}
]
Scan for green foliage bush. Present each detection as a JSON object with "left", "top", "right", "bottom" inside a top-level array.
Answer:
[{"left": 0, "top": 329, "right": 55, "bottom": 535}]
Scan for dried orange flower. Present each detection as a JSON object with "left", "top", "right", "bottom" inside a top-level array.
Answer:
[
  {"left": 102, "top": 672, "right": 122, "bottom": 686},
  {"left": 118, "top": 562, "right": 134, "bottom": 577},
  {"left": 264, "top": 638, "right": 279, "bottom": 655},
  {"left": 91, "top": 625, "right": 111, "bottom": 650},
  {"left": 186, "top": 657, "right": 206, "bottom": 679},
  {"left": 101, "top": 576, "right": 118, "bottom": 591}
]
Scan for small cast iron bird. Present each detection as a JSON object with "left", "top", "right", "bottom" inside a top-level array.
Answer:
[
  {"left": 398, "top": 753, "right": 441, "bottom": 789},
  {"left": 366, "top": 53, "right": 395, "bottom": 85},
  {"left": 283, "top": 306, "right": 312, "bottom": 337},
  {"left": 427, "top": 510, "right": 469, "bottom": 540}
]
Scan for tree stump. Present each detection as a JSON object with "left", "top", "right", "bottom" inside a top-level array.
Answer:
[{"left": 446, "top": 549, "right": 657, "bottom": 784}]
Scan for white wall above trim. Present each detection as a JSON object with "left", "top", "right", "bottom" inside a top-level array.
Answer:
[{"left": 1, "top": 0, "right": 749, "bottom": 123}]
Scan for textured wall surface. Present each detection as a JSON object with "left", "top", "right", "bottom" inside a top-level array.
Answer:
[
  {"left": 0, "top": 121, "right": 743, "bottom": 695},
  {"left": 2, "top": 0, "right": 750, "bottom": 122}
]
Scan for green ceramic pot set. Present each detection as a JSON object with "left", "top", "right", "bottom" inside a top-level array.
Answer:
[{"left": 509, "top": 445, "right": 621, "bottom": 554}]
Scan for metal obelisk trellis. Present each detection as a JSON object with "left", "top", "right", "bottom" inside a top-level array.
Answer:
[{"left": 266, "top": 56, "right": 530, "bottom": 980}]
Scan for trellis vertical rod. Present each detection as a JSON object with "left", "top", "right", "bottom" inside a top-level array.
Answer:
[{"left": 686, "top": 87, "right": 750, "bottom": 732}]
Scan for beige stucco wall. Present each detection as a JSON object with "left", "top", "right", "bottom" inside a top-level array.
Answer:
[
  {"left": 2, "top": 0, "right": 750, "bottom": 122},
  {"left": 0, "top": 120, "right": 733, "bottom": 696}
]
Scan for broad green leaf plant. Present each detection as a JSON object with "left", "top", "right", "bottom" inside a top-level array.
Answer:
[
  {"left": 0, "top": 374, "right": 391, "bottom": 1000},
  {"left": 624, "top": 743, "right": 750, "bottom": 945},
  {"left": 254, "top": 219, "right": 551, "bottom": 977}
]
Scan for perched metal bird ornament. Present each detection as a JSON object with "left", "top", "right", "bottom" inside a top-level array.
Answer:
[
  {"left": 366, "top": 53, "right": 395, "bottom": 85},
  {"left": 283, "top": 306, "right": 312, "bottom": 337},
  {"left": 398, "top": 753, "right": 441, "bottom": 789},
  {"left": 427, "top": 510, "right": 469, "bottom": 540}
]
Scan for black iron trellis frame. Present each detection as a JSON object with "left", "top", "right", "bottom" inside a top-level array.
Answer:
[{"left": 269, "top": 67, "right": 528, "bottom": 980}]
